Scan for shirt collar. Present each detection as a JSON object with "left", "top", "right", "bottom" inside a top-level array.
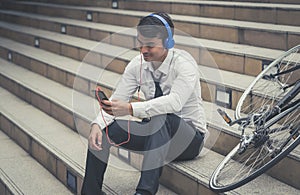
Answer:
[{"left": 144, "top": 49, "right": 174, "bottom": 74}]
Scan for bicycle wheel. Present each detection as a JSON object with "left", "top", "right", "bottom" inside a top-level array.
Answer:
[
  {"left": 235, "top": 45, "right": 300, "bottom": 120},
  {"left": 210, "top": 102, "right": 300, "bottom": 192}
]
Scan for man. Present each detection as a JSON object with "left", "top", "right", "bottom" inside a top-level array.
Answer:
[{"left": 81, "top": 12, "right": 207, "bottom": 195}]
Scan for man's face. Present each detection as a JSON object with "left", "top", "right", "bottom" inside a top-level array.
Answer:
[{"left": 136, "top": 33, "right": 168, "bottom": 62}]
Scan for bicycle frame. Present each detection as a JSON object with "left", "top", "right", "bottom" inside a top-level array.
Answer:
[
  {"left": 238, "top": 72, "right": 300, "bottom": 154},
  {"left": 263, "top": 79, "right": 300, "bottom": 124},
  {"left": 210, "top": 45, "right": 300, "bottom": 192},
  {"left": 219, "top": 64, "right": 300, "bottom": 154}
]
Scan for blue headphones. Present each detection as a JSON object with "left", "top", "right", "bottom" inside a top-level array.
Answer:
[{"left": 149, "top": 13, "right": 175, "bottom": 49}]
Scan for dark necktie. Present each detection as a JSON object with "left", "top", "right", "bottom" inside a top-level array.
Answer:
[
  {"left": 151, "top": 72, "right": 163, "bottom": 98},
  {"left": 154, "top": 81, "right": 163, "bottom": 98}
]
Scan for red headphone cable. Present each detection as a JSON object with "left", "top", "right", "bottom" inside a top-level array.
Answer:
[
  {"left": 95, "top": 86, "right": 130, "bottom": 147},
  {"left": 94, "top": 54, "right": 144, "bottom": 146}
]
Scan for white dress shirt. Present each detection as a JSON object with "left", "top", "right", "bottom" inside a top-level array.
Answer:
[{"left": 93, "top": 48, "right": 207, "bottom": 134}]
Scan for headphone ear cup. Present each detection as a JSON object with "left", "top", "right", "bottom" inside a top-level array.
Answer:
[
  {"left": 148, "top": 13, "right": 175, "bottom": 49},
  {"left": 165, "top": 37, "right": 175, "bottom": 49}
]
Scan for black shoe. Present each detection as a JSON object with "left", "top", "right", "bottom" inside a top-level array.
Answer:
[{"left": 134, "top": 193, "right": 142, "bottom": 195}]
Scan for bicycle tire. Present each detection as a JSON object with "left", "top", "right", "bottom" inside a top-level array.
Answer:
[
  {"left": 235, "top": 45, "right": 300, "bottom": 120},
  {"left": 209, "top": 102, "right": 300, "bottom": 192}
]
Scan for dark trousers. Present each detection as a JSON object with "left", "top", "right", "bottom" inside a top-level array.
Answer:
[{"left": 81, "top": 114, "right": 204, "bottom": 195}]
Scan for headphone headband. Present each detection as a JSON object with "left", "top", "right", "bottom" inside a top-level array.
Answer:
[{"left": 149, "top": 13, "right": 175, "bottom": 49}]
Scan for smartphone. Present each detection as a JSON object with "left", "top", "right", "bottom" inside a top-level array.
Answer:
[
  {"left": 95, "top": 90, "right": 108, "bottom": 101},
  {"left": 94, "top": 89, "right": 110, "bottom": 107}
]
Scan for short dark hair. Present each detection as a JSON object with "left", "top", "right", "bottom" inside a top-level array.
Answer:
[{"left": 137, "top": 12, "right": 174, "bottom": 41}]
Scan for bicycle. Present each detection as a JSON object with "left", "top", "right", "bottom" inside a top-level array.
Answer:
[{"left": 209, "top": 45, "right": 300, "bottom": 192}]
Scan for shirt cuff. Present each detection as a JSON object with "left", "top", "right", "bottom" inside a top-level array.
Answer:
[
  {"left": 91, "top": 110, "right": 115, "bottom": 130},
  {"left": 131, "top": 101, "right": 149, "bottom": 119}
]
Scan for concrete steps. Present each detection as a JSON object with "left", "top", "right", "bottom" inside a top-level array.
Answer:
[
  {"left": 0, "top": 22, "right": 256, "bottom": 110},
  {"left": 117, "top": 0, "right": 300, "bottom": 26},
  {"left": 0, "top": 83, "right": 299, "bottom": 194},
  {"left": 0, "top": 18, "right": 299, "bottom": 189},
  {"left": 0, "top": 130, "right": 74, "bottom": 195},
  {"left": 198, "top": 0, "right": 300, "bottom": 4},
  {"left": 0, "top": 0, "right": 299, "bottom": 194},
  {"left": 24, "top": 0, "right": 300, "bottom": 26},
  {"left": 0, "top": 9, "right": 287, "bottom": 77},
  {"left": 0, "top": 20, "right": 290, "bottom": 110},
  {"left": 12, "top": 0, "right": 300, "bottom": 8},
  {"left": 2, "top": 0, "right": 300, "bottom": 50},
  {"left": 0, "top": 44, "right": 299, "bottom": 192},
  {"left": 0, "top": 87, "right": 177, "bottom": 195}
]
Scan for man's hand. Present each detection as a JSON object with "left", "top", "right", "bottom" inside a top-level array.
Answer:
[
  {"left": 101, "top": 99, "right": 133, "bottom": 116},
  {"left": 89, "top": 124, "right": 103, "bottom": 151}
]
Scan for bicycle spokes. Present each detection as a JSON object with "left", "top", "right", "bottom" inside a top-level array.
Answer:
[{"left": 210, "top": 45, "right": 300, "bottom": 193}]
